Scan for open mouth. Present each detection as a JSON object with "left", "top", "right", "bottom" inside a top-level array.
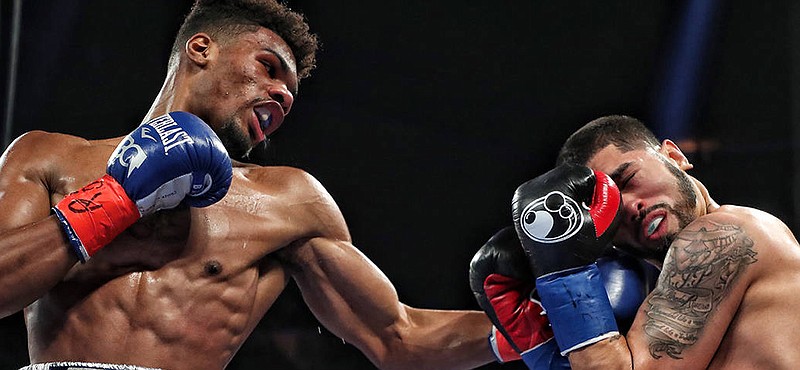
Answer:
[
  {"left": 646, "top": 215, "right": 664, "bottom": 237},
  {"left": 246, "top": 102, "right": 286, "bottom": 145},
  {"left": 254, "top": 102, "right": 285, "bottom": 137}
]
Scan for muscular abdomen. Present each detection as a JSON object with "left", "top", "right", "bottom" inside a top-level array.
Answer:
[{"left": 26, "top": 188, "right": 291, "bottom": 370}]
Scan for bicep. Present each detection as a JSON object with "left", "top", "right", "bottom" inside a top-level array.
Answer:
[
  {"left": 627, "top": 217, "right": 756, "bottom": 369},
  {"left": 280, "top": 237, "right": 406, "bottom": 362},
  {"left": 273, "top": 169, "right": 392, "bottom": 339}
]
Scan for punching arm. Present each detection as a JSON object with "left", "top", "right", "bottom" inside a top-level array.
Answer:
[{"left": 274, "top": 172, "right": 494, "bottom": 370}]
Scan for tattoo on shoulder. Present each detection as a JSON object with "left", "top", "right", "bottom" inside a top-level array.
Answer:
[{"left": 643, "top": 220, "right": 757, "bottom": 360}]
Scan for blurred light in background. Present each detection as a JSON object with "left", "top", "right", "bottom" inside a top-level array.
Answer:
[{"left": 650, "top": 0, "right": 725, "bottom": 145}]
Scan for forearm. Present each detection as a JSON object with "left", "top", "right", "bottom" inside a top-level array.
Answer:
[
  {"left": 281, "top": 238, "right": 494, "bottom": 369},
  {"left": 568, "top": 335, "right": 633, "bottom": 370},
  {"left": 0, "top": 215, "right": 77, "bottom": 317},
  {"left": 380, "top": 306, "right": 493, "bottom": 370}
]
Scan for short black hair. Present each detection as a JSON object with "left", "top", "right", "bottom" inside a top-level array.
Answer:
[
  {"left": 556, "top": 115, "right": 661, "bottom": 166},
  {"left": 171, "top": 0, "right": 318, "bottom": 80}
]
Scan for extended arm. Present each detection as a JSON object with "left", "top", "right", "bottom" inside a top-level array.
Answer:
[
  {"left": 272, "top": 171, "right": 493, "bottom": 370},
  {"left": 280, "top": 237, "right": 494, "bottom": 370}
]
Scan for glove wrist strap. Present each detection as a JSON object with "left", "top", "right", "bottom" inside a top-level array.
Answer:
[
  {"left": 536, "top": 263, "right": 619, "bottom": 356},
  {"left": 521, "top": 338, "right": 570, "bottom": 369},
  {"left": 53, "top": 174, "right": 140, "bottom": 262}
]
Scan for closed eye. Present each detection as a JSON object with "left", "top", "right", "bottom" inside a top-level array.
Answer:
[
  {"left": 610, "top": 162, "right": 634, "bottom": 190},
  {"left": 619, "top": 172, "right": 635, "bottom": 190}
]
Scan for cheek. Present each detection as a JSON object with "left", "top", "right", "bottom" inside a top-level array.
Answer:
[
  {"left": 209, "top": 64, "right": 257, "bottom": 96},
  {"left": 633, "top": 177, "right": 672, "bottom": 201},
  {"left": 655, "top": 180, "right": 682, "bottom": 203},
  {"left": 238, "top": 65, "right": 261, "bottom": 89},
  {"left": 614, "top": 224, "right": 635, "bottom": 242}
]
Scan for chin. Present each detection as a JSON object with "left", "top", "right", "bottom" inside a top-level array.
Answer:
[
  {"left": 241, "top": 139, "right": 274, "bottom": 165},
  {"left": 217, "top": 122, "right": 252, "bottom": 161}
]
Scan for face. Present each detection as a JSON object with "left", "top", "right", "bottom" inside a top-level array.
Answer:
[
  {"left": 586, "top": 142, "right": 701, "bottom": 261},
  {"left": 187, "top": 27, "right": 299, "bottom": 162}
]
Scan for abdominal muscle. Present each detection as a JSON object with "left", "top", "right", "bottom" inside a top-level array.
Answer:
[{"left": 25, "top": 181, "right": 292, "bottom": 370}]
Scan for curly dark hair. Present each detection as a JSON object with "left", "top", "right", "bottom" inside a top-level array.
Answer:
[
  {"left": 170, "top": 0, "right": 318, "bottom": 80},
  {"left": 556, "top": 115, "right": 661, "bottom": 166}
]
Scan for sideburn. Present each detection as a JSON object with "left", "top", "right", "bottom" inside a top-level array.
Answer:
[{"left": 663, "top": 157, "right": 698, "bottom": 229}]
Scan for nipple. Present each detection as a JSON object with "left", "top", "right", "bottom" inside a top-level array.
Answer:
[{"left": 204, "top": 260, "right": 223, "bottom": 276}]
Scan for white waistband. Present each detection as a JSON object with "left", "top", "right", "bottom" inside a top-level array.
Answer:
[{"left": 20, "top": 362, "right": 162, "bottom": 370}]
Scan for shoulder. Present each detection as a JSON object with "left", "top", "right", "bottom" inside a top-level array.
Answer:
[
  {"left": 242, "top": 165, "right": 332, "bottom": 198},
  {"left": 0, "top": 131, "right": 88, "bottom": 176},
  {"left": 1, "top": 130, "right": 105, "bottom": 161},
  {"left": 695, "top": 205, "right": 793, "bottom": 247},
  {"left": 241, "top": 165, "right": 349, "bottom": 239},
  {"left": 0, "top": 131, "right": 105, "bottom": 226},
  {"left": 1, "top": 131, "right": 120, "bottom": 193},
  {"left": 3, "top": 130, "right": 88, "bottom": 157},
  {"left": 671, "top": 208, "right": 764, "bottom": 253},
  {"left": 664, "top": 206, "right": 770, "bottom": 276}
]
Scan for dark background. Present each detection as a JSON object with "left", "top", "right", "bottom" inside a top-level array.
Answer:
[{"left": 0, "top": 1, "right": 797, "bottom": 369}]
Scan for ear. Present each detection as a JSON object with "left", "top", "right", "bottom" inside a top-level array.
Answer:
[
  {"left": 184, "top": 33, "right": 215, "bottom": 67},
  {"left": 659, "top": 139, "right": 693, "bottom": 170}
]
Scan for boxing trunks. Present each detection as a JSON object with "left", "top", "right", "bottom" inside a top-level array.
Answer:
[{"left": 20, "top": 362, "right": 161, "bottom": 370}]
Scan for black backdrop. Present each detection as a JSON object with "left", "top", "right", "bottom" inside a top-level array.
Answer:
[{"left": 0, "top": 1, "right": 795, "bottom": 369}]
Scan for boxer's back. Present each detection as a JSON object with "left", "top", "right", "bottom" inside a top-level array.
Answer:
[{"left": 14, "top": 132, "right": 329, "bottom": 369}]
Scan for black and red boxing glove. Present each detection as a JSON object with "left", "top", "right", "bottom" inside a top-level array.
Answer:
[
  {"left": 469, "top": 227, "right": 568, "bottom": 369},
  {"left": 512, "top": 163, "right": 623, "bottom": 355},
  {"left": 512, "top": 163, "right": 621, "bottom": 276}
]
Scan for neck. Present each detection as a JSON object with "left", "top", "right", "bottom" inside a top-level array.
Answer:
[
  {"left": 144, "top": 66, "right": 183, "bottom": 123},
  {"left": 691, "top": 176, "right": 719, "bottom": 214}
]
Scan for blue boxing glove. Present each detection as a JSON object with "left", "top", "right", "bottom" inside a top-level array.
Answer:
[
  {"left": 53, "top": 112, "right": 233, "bottom": 262},
  {"left": 598, "top": 248, "right": 658, "bottom": 334},
  {"left": 512, "top": 164, "right": 623, "bottom": 356},
  {"left": 105, "top": 112, "right": 232, "bottom": 211},
  {"left": 471, "top": 227, "right": 653, "bottom": 369}
]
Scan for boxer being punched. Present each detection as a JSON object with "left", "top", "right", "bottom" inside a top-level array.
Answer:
[
  {"left": 468, "top": 226, "right": 652, "bottom": 370},
  {"left": 0, "top": 1, "right": 497, "bottom": 369},
  {"left": 512, "top": 115, "right": 800, "bottom": 369}
]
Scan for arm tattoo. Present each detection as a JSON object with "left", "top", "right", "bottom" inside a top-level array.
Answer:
[{"left": 644, "top": 220, "right": 757, "bottom": 359}]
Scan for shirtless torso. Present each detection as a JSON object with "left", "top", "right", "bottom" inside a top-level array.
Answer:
[
  {"left": 1, "top": 131, "right": 491, "bottom": 370},
  {"left": 0, "top": 3, "right": 498, "bottom": 369},
  {"left": 625, "top": 205, "right": 800, "bottom": 369}
]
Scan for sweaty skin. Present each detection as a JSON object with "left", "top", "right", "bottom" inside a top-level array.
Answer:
[
  {"left": 0, "top": 25, "right": 493, "bottom": 370},
  {"left": 564, "top": 141, "right": 800, "bottom": 369}
]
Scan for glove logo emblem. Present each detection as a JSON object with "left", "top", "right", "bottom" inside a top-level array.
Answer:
[
  {"left": 110, "top": 136, "right": 147, "bottom": 177},
  {"left": 519, "top": 191, "right": 583, "bottom": 243}
]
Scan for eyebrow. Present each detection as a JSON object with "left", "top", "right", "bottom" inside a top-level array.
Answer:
[
  {"left": 263, "top": 47, "right": 298, "bottom": 96},
  {"left": 609, "top": 161, "right": 633, "bottom": 183}
]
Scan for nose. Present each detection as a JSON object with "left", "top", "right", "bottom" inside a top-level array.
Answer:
[
  {"left": 621, "top": 193, "right": 644, "bottom": 223},
  {"left": 268, "top": 85, "right": 294, "bottom": 116}
]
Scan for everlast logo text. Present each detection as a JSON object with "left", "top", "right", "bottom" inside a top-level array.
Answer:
[{"left": 148, "top": 115, "right": 195, "bottom": 153}]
